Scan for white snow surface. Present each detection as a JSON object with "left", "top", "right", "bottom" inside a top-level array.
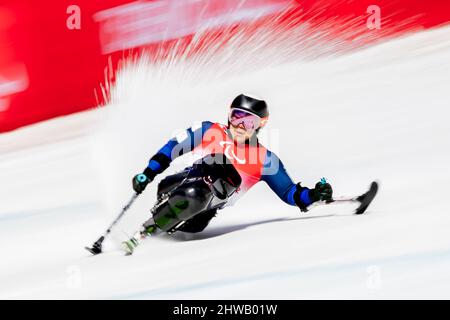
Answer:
[{"left": 1, "top": 26, "right": 450, "bottom": 299}]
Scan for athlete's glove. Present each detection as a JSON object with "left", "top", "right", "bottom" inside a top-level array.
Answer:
[
  {"left": 309, "top": 178, "right": 333, "bottom": 202},
  {"left": 294, "top": 178, "right": 333, "bottom": 212},
  {"left": 132, "top": 169, "right": 155, "bottom": 194}
]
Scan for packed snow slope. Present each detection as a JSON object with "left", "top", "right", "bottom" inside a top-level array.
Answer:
[{"left": 1, "top": 26, "right": 450, "bottom": 299}]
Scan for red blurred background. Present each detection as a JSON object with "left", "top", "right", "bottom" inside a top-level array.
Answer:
[{"left": 0, "top": 0, "right": 449, "bottom": 133}]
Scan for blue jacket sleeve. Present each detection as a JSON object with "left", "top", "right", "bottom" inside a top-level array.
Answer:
[
  {"left": 144, "top": 121, "right": 213, "bottom": 177},
  {"left": 260, "top": 150, "right": 313, "bottom": 207}
]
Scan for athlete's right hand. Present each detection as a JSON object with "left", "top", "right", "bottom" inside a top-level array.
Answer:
[{"left": 132, "top": 173, "right": 151, "bottom": 194}]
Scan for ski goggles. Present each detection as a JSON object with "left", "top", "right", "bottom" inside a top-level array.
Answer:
[{"left": 228, "top": 108, "right": 268, "bottom": 131}]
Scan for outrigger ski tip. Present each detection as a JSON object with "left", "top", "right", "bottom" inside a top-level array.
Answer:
[
  {"left": 85, "top": 236, "right": 105, "bottom": 255},
  {"left": 311, "top": 180, "right": 379, "bottom": 214},
  {"left": 354, "top": 181, "right": 379, "bottom": 215},
  {"left": 85, "top": 246, "right": 102, "bottom": 255}
]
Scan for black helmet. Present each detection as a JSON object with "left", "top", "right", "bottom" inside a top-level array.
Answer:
[{"left": 230, "top": 94, "right": 269, "bottom": 118}]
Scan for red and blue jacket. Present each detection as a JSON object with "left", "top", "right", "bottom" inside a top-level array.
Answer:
[{"left": 143, "top": 121, "right": 313, "bottom": 209}]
